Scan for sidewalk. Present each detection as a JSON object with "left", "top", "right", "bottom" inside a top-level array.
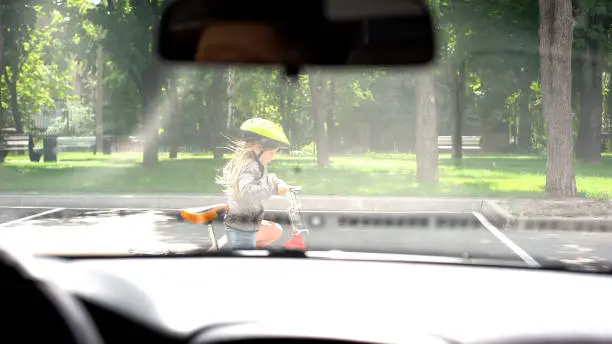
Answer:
[
  {"left": 1, "top": 193, "right": 610, "bottom": 232},
  {"left": 0, "top": 193, "right": 490, "bottom": 212}
]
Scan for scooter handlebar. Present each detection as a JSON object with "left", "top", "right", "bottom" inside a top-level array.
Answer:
[
  {"left": 277, "top": 180, "right": 301, "bottom": 194},
  {"left": 288, "top": 185, "right": 302, "bottom": 193}
]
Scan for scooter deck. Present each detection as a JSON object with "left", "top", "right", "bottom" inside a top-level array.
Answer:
[{"left": 178, "top": 204, "right": 229, "bottom": 224}]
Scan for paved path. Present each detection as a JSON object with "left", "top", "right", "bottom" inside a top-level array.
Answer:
[{"left": 0, "top": 207, "right": 611, "bottom": 269}]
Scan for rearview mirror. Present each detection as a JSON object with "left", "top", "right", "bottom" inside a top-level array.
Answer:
[{"left": 157, "top": 0, "right": 435, "bottom": 75}]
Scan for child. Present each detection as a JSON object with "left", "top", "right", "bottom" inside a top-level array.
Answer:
[{"left": 216, "top": 118, "right": 290, "bottom": 250}]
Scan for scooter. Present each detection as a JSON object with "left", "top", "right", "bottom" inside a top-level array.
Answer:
[
  {"left": 178, "top": 183, "right": 309, "bottom": 252},
  {"left": 279, "top": 183, "right": 309, "bottom": 251}
]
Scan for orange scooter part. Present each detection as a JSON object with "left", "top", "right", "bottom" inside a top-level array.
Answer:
[{"left": 179, "top": 204, "right": 229, "bottom": 224}]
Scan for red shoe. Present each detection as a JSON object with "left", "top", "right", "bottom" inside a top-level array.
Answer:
[{"left": 283, "top": 234, "right": 306, "bottom": 251}]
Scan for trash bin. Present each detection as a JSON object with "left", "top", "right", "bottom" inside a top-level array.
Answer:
[
  {"left": 28, "top": 135, "right": 42, "bottom": 162},
  {"left": 103, "top": 137, "right": 112, "bottom": 155},
  {"left": 43, "top": 136, "right": 58, "bottom": 162}
]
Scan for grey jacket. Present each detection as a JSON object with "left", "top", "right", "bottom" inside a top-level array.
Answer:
[{"left": 223, "top": 159, "right": 278, "bottom": 232}]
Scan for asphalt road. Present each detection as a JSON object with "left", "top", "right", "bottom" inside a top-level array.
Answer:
[{"left": 0, "top": 206, "right": 612, "bottom": 268}]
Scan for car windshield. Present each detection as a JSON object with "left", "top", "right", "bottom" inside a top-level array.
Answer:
[{"left": 0, "top": 0, "right": 611, "bottom": 269}]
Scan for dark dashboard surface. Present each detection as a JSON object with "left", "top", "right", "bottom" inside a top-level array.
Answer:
[{"left": 28, "top": 253, "right": 612, "bottom": 344}]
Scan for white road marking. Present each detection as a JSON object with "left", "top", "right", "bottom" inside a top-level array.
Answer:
[
  {"left": 0, "top": 206, "right": 219, "bottom": 252},
  {"left": 0, "top": 208, "right": 64, "bottom": 227},
  {"left": 0, "top": 205, "right": 59, "bottom": 209},
  {"left": 473, "top": 211, "right": 541, "bottom": 268},
  {"left": 0, "top": 205, "right": 172, "bottom": 210},
  {"left": 0, "top": 208, "right": 199, "bottom": 254}
]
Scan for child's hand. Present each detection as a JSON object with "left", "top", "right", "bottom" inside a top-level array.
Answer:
[
  {"left": 277, "top": 185, "right": 289, "bottom": 196},
  {"left": 275, "top": 178, "right": 289, "bottom": 196},
  {"left": 268, "top": 173, "right": 278, "bottom": 184}
]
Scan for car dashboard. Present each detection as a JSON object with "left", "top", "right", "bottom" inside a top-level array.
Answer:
[{"left": 25, "top": 252, "right": 612, "bottom": 344}]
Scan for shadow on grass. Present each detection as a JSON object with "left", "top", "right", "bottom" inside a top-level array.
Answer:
[
  {"left": 0, "top": 159, "right": 227, "bottom": 193},
  {"left": 439, "top": 157, "right": 546, "bottom": 174},
  {"left": 440, "top": 156, "right": 612, "bottom": 178},
  {"left": 0, "top": 156, "right": 609, "bottom": 198},
  {"left": 458, "top": 181, "right": 542, "bottom": 198}
]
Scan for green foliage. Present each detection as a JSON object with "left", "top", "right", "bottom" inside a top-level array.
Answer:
[{"left": 1, "top": 0, "right": 610, "bottom": 160}]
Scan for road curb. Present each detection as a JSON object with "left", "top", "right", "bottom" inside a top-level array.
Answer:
[
  {"left": 513, "top": 216, "right": 612, "bottom": 232},
  {"left": 481, "top": 200, "right": 612, "bottom": 232},
  {"left": 3, "top": 194, "right": 612, "bottom": 232}
]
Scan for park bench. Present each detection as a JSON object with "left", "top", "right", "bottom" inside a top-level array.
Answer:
[
  {"left": 437, "top": 135, "right": 481, "bottom": 153},
  {"left": 57, "top": 136, "right": 96, "bottom": 152},
  {"left": 0, "top": 132, "right": 42, "bottom": 163},
  {"left": 213, "top": 146, "right": 232, "bottom": 159},
  {"left": 57, "top": 136, "right": 113, "bottom": 154}
]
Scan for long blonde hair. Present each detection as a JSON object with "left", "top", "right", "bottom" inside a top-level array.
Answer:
[{"left": 216, "top": 138, "right": 260, "bottom": 200}]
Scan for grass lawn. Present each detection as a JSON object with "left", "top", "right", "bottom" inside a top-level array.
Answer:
[{"left": 0, "top": 151, "right": 611, "bottom": 198}]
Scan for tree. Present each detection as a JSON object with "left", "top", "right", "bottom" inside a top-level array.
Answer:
[
  {"left": 90, "top": 0, "right": 168, "bottom": 167},
  {"left": 414, "top": 0, "right": 440, "bottom": 181},
  {"left": 574, "top": 0, "right": 611, "bottom": 163},
  {"left": 415, "top": 68, "right": 438, "bottom": 181},
  {"left": 308, "top": 71, "right": 330, "bottom": 166},
  {"left": 1, "top": 0, "right": 37, "bottom": 132},
  {"left": 538, "top": 0, "right": 577, "bottom": 196}
]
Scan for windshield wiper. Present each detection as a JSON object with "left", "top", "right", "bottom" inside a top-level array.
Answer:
[
  {"left": 125, "top": 248, "right": 534, "bottom": 268},
  {"left": 127, "top": 247, "right": 307, "bottom": 258},
  {"left": 47, "top": 249, "right": 612, "bottom": 274}
]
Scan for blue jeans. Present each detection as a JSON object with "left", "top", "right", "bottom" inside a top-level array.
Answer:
[{"left": 225, "top": 227, "right": 257, "bottom": 250}]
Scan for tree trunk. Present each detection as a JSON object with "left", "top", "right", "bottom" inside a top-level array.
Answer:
[
  {"left": 141, "top": 60, "right": 163, "bottom": 167},
  {"left": 576, "top": 38, "right": 604, "bottom": 163},
  {"left": 415, "top": 68, "right": 438, "bottom": 182},
  {"left": 452, "top": 61, "right": 465, "bottom": 164},
  {"left": 278, "top": 74, "right": 289, "bottom": 146},
  {"left": 538, "top": 0, "right": 576, "bottom": 196},
  {"left": 0, "top": 24, "right": 5, "bottom": 85},
  {"left": 326, "top": 79, "right": 338, "bottom": 153},
  {"left": 8, "top": 66, "right": 23, "bottom": 133},
  {"left": 226, "top": 67, "right": 235, "bottom": 131},
  {"left": 517, "top": 69, "right": 532, "bottom": 152},
  {"left": 168, "top": 77, "right": 181, "bottom": 159},
  {"left": 574, "top": 0, "right": 588, "bottom": 159},
  {"left": 209, "top": 68, "right": 227, "bottom": 159},
  {"left": 308, "top": 72, "right": 329, "bottom": 166},
  {"left": 284, "top": 76, "right": 297, "bottom": 146},
  {"left": 141, "top": 87, "right": 160, "bottom": 167},
  {"left": 95, "top": 44, "right": 104, "bottom": 154}
]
